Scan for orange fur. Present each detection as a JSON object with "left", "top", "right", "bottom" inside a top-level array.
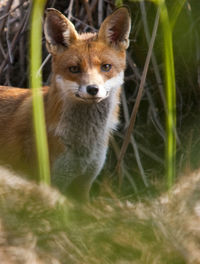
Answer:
[{"left": 0, "top": 8, "right": 131, "bottom": 198}]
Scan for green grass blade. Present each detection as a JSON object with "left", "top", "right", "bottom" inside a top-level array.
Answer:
[
  {"left": 30, "top": 0, "right": 50, "bottom": 185},
  {"left": 158, "top": 0, "right": 176, "bottom": 189},
  {"left": 170, "top": 0, "right": 187, "bottom": 30},
  {"left": 115, "top": 0, "right": 124, "bottom": 6}
]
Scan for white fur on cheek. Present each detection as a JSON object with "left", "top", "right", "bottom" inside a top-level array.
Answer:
[
  {"left": 94, "top": 71, "right": 124, "bottom": 99},
  {"left": 94, "top": 85, "right": 107, "bottom": 98},
  {"left": 55, "top": 75, "right": 79, "bottom": 98},
  {"left": 104, "top": 71, "right": 124, "bottom": 92}
]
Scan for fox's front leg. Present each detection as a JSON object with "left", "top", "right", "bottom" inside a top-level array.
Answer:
[
  {"left": 66, "top": 174, "right": 93, "bottom": 202},
  {"left": 51, "top": 153, "right": 95, "bottom": 201},
  {"left": 53, "top": 171, "right": 94, "bottom": 202}
]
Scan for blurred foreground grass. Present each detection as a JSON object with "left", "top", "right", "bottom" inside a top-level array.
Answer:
[
  {"left": 0, "top": 165, "right": 200, "bottom": 263},
  {"left": 1, "top": 0, "right": 200, "bottom": 194}
]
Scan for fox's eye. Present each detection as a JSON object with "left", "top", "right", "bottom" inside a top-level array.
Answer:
[
  {"left": 69, "top": 66, "right": 81, "bottom": 73},
  {"left": 101, "top": 64, "right": 112, "bottom": 72}
]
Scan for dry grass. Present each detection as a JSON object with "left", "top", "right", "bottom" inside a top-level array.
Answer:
[{"left": 1, "top": 166, "right": 200, "bottom": 263}]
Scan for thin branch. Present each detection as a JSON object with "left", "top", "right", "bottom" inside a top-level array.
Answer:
[
  {"left": 121, "top": 87, "right": 148, "bottom": 187},
  {"left": 98, "top": 0, "right": 103, "bottom": 26},
  {"left": 0, "top": 3, "right": 31, "bottom": 78},
  {"left": 71, "top": 15, "right": 97, "bottom": 31},
  {"left": 116, "top": 7, "right": 160, "bottom": 172},
  {"left": 0, "top": 1, "right": 23, "bottom": 21},
  {"left": 140, "top": 1, "right": 166, "bottom": 109},
  {"left": 110, "top": 136, "right": 138, "bottom": 193},
  {"left": 37, "top": 54, "right": 51, "bottom": 76},
  {"left": 6, "top": 13, "right": 13, "bottom": 64},
  {"left": 82, "top": 0, "right": 93, "bottom": 26},
  {"left": 67, "top": 0, "right": 74, "bottom": 20},
  {"left": 0, "top": 0, "right": 14, "bottom": 36}
]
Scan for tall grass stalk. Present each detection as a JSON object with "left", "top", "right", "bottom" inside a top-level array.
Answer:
[
  {"left": 30, "top": 0, "right": 50, "bottom": 184},
  {"left": 156, "top": 0, "right": 176, "bottom": 188}
]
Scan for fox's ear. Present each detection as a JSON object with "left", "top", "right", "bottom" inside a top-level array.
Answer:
[
  {"left": 44, "top": 8, "right": 78, "bottom": 54},
  {"left": 98, "top": 7, "right": 131, "bottom": 50}
]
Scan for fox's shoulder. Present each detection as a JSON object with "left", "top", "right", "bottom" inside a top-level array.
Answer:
[
  {"left": 0, "top": 86, "right": 49, "bottom": 116},
  {"left": 0, "top": 86, "right": 49, "bottom": 97},
  {"left": 0, "top": 86, "right": 30, "bottom": 98}
]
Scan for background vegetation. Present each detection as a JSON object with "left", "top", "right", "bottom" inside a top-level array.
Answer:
[{"left": 0, "top": 0, "right": 200, "bottom": 197}]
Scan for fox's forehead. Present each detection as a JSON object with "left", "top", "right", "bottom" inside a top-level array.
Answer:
[{"left": 54, "top": 38, "right": 126, "bottom": 72}]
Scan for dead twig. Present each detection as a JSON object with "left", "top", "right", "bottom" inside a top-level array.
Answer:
[
  {"left": 66, "top": 0, "right": 74, "bottom": 20},
  {"left": 116, "top": 7, "right": 160, "bottom": 173},
  {"left": 0, "top": 1, "right": 23, "bottom": 21},
  {"left": 140, "top": 1, "right": 166, "bottom": 109},
  {"left": 98, "top": 0, "right": 103, "bottom": 26},
  {"left": 82, "top": 0, "right": 93, "bottom": 26},
  {"left": 121, "top": 87, "right": 148, "bottom": 187},
  {"left": 0, "top": 0, "right": 14, "bottom": 36},
  {"left": 0, "top": 2, "right": 31, "bottom": 79}
]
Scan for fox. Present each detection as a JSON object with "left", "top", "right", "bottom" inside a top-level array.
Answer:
[{"left": 0, "top": 7, "right": 131, "bottom": 200}]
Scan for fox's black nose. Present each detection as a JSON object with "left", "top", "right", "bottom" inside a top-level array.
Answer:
[{"left": 86, "top": 85, "right": 99, "bottom": 96}]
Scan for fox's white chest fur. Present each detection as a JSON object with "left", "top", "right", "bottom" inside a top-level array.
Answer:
[
  {"left": 52, "top": 78, "right": 122, "bottom": 196},
  {"left": 43, "top": 7, "right": 131, "bottom": 199}
]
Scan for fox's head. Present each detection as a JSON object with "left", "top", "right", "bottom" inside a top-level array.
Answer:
[{"left": 44, "top": 7, "right": 131, "bottom": 103}]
